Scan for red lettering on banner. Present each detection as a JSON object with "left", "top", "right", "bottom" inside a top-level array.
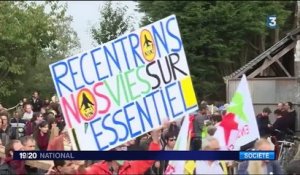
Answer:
[{"left": 237, "top": 125, "right": 249, "bottom": 139}]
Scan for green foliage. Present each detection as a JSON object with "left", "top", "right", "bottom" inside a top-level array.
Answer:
[
  {"left": 0, "top": 1, "right": 79, "bottom": 106},
  {"left": 137, "top": 1, "right": 294, "bottom": 101},
  {"left": 91, "top": 1, "right": 133, "bottom": 45}
]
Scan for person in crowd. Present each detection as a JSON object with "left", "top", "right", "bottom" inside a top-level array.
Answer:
[
  {"left": 137, "top": 134, "right": 151, "bottom": 151},
  {"left": 16, "top": 98, "right": 28, "bottom": 112},
  {"left": 47, "top": 160, "right": 79, "bottom": 175},
  {"left": 268, "top": 109, "right": 289, "bottom": 140},
  {"left": 21, "top": 135, "right": 36, "bottom": 151},
  {"left": 125, "top": 139, "right": 140, "bottom": 151},
  {"left": 0, "top": 112, "right": 13, "bottom": 145},
  {"left": 195, "top": 136, "right": 228, "bottom": 174},
  {"left": 46, "top": 107, "right": 64, "bottom": 132},
  {"left": 145, "top": 161, "right": 162, "bottom": 175},
  {"left": 40, "top": 107, "right": 47, "bottom": 116},
  {"left": 286, "top": 145, "right": 300, "bottom": 175},
  {"left": 43, "top": 99, "right": 50, "bottom": 109},
  {"left": 277, "top": 102, "right": 288, "bottom": 118},
  {"left": 191, "top": 105, "right": 207, "bottom": 151},
  {"left": 207, "top": 125, "right": 217, "bottom": 136},
  {"left": 44, "top": 110, "right": 56, "bottom": 123},
  {"left": 237, "top": 138, "right": 283, "bottom": 174},
  {"left": 25, "top": 112, "right": 44, "bottom": 136},
  {"left": 162, "top": 121, "right": 180, "bottom": 141},
  {"left": 284, "top": 101, "right": 297, "bottom": 133},
  {"left": 82, "top": 129, "right": 161, "bottom": 175},
  {"left": 0, "top": 139, "right": 26, "bottom": 175},
  {"left": 211, "top": 114, "right": 222, "bottom": 126},
  {"left": 154, "top": 133, "right": 177, "bottom": 174},
  {"left": 143, "top": 128, "right": 166, "bottom": 175},
  {"left": 163, "top": 133, "right": 176, "bottom": 151},
  {"left": 33, "top": 120, "right": 50, "bottom": 150},
  {"left": 47, "top": 126, "right": 71, "bottom": 151},
  {"left": 1, "top": 112, "right": 11, "bottom": 134},
  {"left": 22, "top": 103, "right": 34, "bottom": 121},
  {"left": 48, "top": 117, "right": 59, "bottom": 141},
  {"left": 29, "top": 91, "right": 43, "bottom": 112},
  {"left": 20, "top": 136, "right": 39, "bottom": 174},
  {"left": 256, "top": 107, "right": 272, "bottom": 137},
  {"left": 10, "top": 110, "right": 26, "bottom": 139},
  {"left": 21, "top": 98, "right": 28, "bottom": 107},
  {"left": 51, "top": 95, "right": 59, "bottom": 104},
  {"left": 10, "top": 110, "right": 26, "bottom": 124}
]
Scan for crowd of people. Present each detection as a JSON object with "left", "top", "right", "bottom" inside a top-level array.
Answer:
[{"left": 0, "top": 91, "right": 299, "bottom": 175}]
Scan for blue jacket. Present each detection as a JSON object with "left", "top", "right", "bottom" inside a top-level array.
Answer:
[{"left": 237, "top": 160, "right": 283, "bottom": 175}]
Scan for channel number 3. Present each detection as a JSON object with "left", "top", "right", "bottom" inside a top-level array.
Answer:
[{"left": 267, "top": 16, "right": 277, "bottom": 29}]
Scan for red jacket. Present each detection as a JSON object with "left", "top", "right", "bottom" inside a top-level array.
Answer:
[{"left": 83, "top": 141, "right": 160, "bottom": 175}]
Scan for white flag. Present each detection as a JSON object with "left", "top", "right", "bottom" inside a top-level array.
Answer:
[{"left": 214, "top": 74, "right": 260, "bottom": 150}]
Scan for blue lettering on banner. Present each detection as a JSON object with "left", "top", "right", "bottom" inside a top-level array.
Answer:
[
  {"left": 103, "top": 45, "right": 121, "bottom": 76},
  {"left": 124, "top": 102, "right": 142, "bottom": 138},
  {"left": 145, "top": 90, "right": 162, "bottom": 126},
  {"left": 159, "top": 88, "right": 170, "bottom": 120},
  {"left": 90, "top": 47, "right": 109, "bottom": 82},
  {"left": 51, "top": 61, "right": 73, "bottom": 97},
  {"left": 136, "top": 100, "right": 153, "bottom": 133},
  {"left": 80, "top": 53, "right": 95, "bottom": 85},
  {"left": 67, "top": 56, "right": 84, "bottom": 90},
  {"left": 166, "top": 16, "right": 182, "bottom": 53},
  {"left": 165, "top": 82, "right": 183, "bottom": 119},
  {"left": 90, "top": 117, "right": 109, "bottom": 151},
  {"left": 128, "top": 33, "right": 144, "bottom": 68},
  {"left": 112, "top": 109, "right": 129, "bottom": 142},
  {"left": 152, "top": 22, "right": 169, "bottom": 58},
  {"left": 114, "top": 36, "right": 130, "bottom": 70},
  {"left": 239, "top": 151, "right": 275, "bottom": 160},
  {"left": 102, "top": 113, "right": 118, "bottom": 146}
]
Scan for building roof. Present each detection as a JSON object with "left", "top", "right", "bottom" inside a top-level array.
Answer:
[{"left": 224, "top": 28, "right": 300, "bottom": 81}]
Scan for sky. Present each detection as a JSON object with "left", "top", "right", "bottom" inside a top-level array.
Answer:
[{"left": 65, "top": 1, "right": 143, "bottom": 53}]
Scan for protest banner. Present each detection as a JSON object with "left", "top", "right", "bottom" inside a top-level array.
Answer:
[{"left": 49, "top": 15, "right": 198, "bottom": 151}]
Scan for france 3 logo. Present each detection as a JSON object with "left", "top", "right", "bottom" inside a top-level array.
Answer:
[{"left": 266, "top": 15, "right": 277, "bottom": 29}]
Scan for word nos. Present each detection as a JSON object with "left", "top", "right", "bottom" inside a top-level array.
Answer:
[{"left": 49, "top": 15, "right": 198, "bottom": 151}]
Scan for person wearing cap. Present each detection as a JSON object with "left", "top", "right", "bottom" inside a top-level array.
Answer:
[
  {"left": 82, "top": 129, "right": 161, "bottom": 175},
  {"left": 256, "top": 107, "right": 272, "bottom": 137}
]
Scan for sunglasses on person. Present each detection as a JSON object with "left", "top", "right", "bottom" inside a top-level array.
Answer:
[{"left": 169, "top": 138, "right": 176, "bottom": 142}]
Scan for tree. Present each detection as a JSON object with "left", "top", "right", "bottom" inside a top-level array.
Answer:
[
  {"left": 137, "top": 1, "right": 294, "bottom": 101},
  {"left": 0, "top": 1, "right": 79, "bottom": 106},
  {"left": 91, "top": 1, "right": 133, "bottom": 45}
]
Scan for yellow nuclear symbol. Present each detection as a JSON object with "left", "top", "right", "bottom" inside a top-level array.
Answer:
[
  {"left": 140, "top": 29, "right": 156, "bottom": 62},
  {"left": 77, "top": 89, "right": 96, "bottom": 121}
]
